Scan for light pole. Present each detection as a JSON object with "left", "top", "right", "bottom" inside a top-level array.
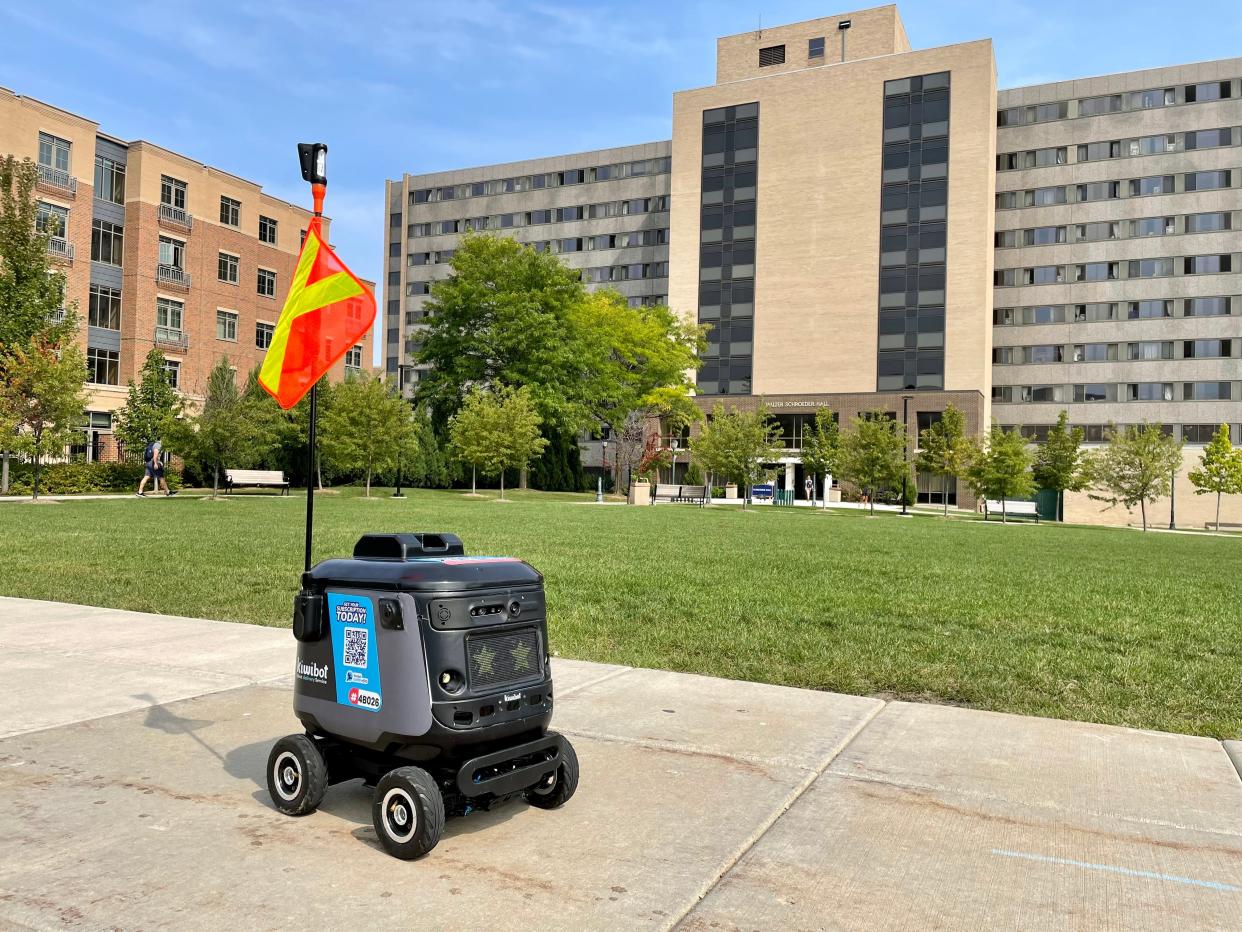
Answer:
[
  {"left": 393, "top": 364, "right": 410, "bottom": 498},
  {"left": 670, "top": 437, "right": 679, "bottom": 484},
  {"left": 901, "top": 395, "right": 913, "bottom": 516},
  {"left": 596, "top": 440, "right": 609, "bottom": 503}
]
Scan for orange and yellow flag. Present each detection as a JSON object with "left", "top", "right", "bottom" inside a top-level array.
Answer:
[{"left": 259, "top": 216, "right": 375, "bottom": 409}]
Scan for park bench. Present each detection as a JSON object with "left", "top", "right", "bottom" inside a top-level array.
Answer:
[
  {"left": 651, "top": 484, "right": 708, "bottom": 507},
  {"left": 224, "top": 468, "right": 290, "bottom": 495},
  {"left": 984, "top": 499, "right": 1039, "bottom": 522}
]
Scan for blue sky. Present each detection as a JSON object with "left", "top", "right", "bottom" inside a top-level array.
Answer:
[{"left": 3, "top": 0, "right": 1241, "bottom": 360}]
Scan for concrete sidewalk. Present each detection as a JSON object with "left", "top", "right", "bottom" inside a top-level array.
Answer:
[{"left": 0, "top": 596, "right": 1239, "bottom": 930}]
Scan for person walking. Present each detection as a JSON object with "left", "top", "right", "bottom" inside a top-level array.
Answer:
[{"left": 136, "top": 439, "right": 176, "bottom": 497}]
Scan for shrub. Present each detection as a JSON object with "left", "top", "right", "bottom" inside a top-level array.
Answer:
[{"left": 3, "top": 461, "right": 182, "bottom": 495}]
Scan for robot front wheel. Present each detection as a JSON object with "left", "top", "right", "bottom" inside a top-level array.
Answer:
[
  {"left": 372, "top": 766, "right": 446, "bottom": 860},
  {"left": 266, "top": 734, "right": 329, "bottom": 816},
  {"left": 526, "top": 738, "right": 579, "bottom": 810}
]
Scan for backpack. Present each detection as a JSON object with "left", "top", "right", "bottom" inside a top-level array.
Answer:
[{"left": 144, "top": 442, "right": 155, "bottom": 465}]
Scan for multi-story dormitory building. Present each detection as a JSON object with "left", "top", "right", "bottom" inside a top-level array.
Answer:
[
  {"left": 0, "top": 87, "right": 374, "bottom": 463},
  {"left": 383, "top": 5, "right": 1242, "bottom": 527}
]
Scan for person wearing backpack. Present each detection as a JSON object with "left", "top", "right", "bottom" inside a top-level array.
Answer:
[{"left": 136, "top": 439, "right": 176, "bottom": 497}]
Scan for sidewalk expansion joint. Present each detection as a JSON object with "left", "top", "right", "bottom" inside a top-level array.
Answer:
[
  {"left": 554, "top": 665, "right": 634, "bottom": 698},
  {"left": 665, "top": 698, "right": 889, "bottom": 931}
]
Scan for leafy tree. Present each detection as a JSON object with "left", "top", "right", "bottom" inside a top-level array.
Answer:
[
  {"left": 319, "top": 373, "right": 413, "bottom": 497},
  {"left": 0, "top": 156, "right": 75, "bottom": 351},
  {"left": 965, "top": 424, "right": 1036, "bottom": 523},
  {"left": 174, "top": 358, "right": 248, "bottom": 498},
  {"left": 448, "top": 386, "right": 547, "bottom": 500},
  {"left": 691, "top": 403, "right": 783, "bottom": 509},
  {"left": 840, "top": 412, "right": 908, "bottom": 515},
  {"left": 404, "top": 405, "right": 452, "bottom": 489},
  {"left": 1032, "top": 410, "right": 1088, "bottom": 521},
  {"left": 915, "top": 404, "right": 970, "bottom": 517},
  {"left": 799, "top": 407, "right": 841, "bottom": 508},
  {"left": 0, "top": 339, "right": 88, "bottom": 499},
  {"left": 416, "top": 234, "right": 590, "bottom": 434},
  {"left": 1188, "top": 423, "right": 1242, "bottom": 532},
  {"left": 0, "top": 155, "right": 77, "bottom": 492},
  {"left": 114, "top": 349, "right": 182, "bottom": 460},
  {"left": 1089, "top": 423, "right": 1183, "bottom": 532}
]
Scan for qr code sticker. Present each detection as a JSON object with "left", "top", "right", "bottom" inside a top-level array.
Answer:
[{"left": 343, "top": 627, "right": 368, "bottom": 668}]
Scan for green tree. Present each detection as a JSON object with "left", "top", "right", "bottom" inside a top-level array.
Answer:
[
  {"left": 1089, "top": 423, "right": 1183, "bottom": 532},
  {"left": 416, "top": 234, "right": 590, "bottom": 433},
  {"left": 319, "top": 374, "right": 413, "bottom": 497},
  {"left": 405, "top": 405, "right": 452, "bottom": 488},
  {"left": 0, "top": 340, "right": 88, "bottom": 499},
  {"left": 690, "top": 403, "right": 783, "bottom": 509},
  {"left": 915, "top": 404, "right": 970, "bottom": 516},
  {"left": 965, "top": 425, "right": 1036, "bottom": 523},
  {"left": 114, "top": 349, "right": 182, "bottom": 460},
  {"left": 0, "top": 155, "right": 77, "bottom": 492},
  {"left": 1187, "top": 423, "right": 1242, "bottom": 532},
  {"left": 1032, "top": 410, "right": 1088, "bottom": 522},
  {"left": 799, "top": 407, "right": 841, "bottom": 508},
  {"left": 841, "top": 412, "right": 908, "bottom": 515},
  {"left": 175, "top": 358, "right": 248, "bottom": 498},
  {"left": 447, "top": 386, "right": 548, "bottom": 500},
  {"left": 0, "top": 156, "right": 75, "bottom": 351}
]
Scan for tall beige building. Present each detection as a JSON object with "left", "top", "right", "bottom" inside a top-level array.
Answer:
[
  {"left": 0, "top": 87, "right": 375, "bottom": 461},
  {"left": 380, "top": 5, "right": 1242, "bottom": 524}
]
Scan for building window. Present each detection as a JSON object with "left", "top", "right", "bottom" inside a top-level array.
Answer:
[
  {"left": 258, "top": 214, "right": 277, "bottom": 244},
  {"left": 1128, "top": 382, "right": 1175, "bottom": 401},
  {"left": 758, "top": 45, "right": 785, "bottom": 67},
  {"left": 1185, "top": 296, "right": 1231, "bottom": 317},
  {"left": 257, "top": 267, "right": 276, "bottom": 297},
  {"left": 1184, "top": 382, "right": 1233, "bottom": 401},
  {"left": 1185, "top": 170, "right": 1231, "bottom": 192},
  {"left": 808, "top": 36, "right": 825, "bottom": 58},
  {"left": 218, "top": 251, "right": 239, "bottom": 283},
  {"left": 345, "top": 345, "right": 362, "bottom": 370},
  {"left": 255, "top": 321, "right": 274, "bottom": 349},
  {"left": 219, "top": 195, "right": 240, "bottom": 226},
  {"left": 300, "top": 228, "right": 307, "bottom": 246},
  {"left": 38, "top": 132, "right": 71, "bottom": 173},
  {"left": 86, "top": 347, "right": 119, "bottom": 385},
  {"left": 162, "top": 359, "right": 180, "bottom": 389},
  {"left": 1127, "top": 341, "right": 1174, "bottom": 361},
  {"left": 1185, "top": 255, "right": 1231, "bottom": 275},
  {"left": 1186, "top": 212, "right": 1231, "bottom": 233},
  {"left": 156, "top": 297, "right": 183, "bottom": 339},
  {"left": 88, "top": 285, "right": 121, "bottom": 330},
  {"left": 216, "top": 309, "right": 238, "bottom": 341},
  {"left": 160, "top": 175, "right": 186, "bottom": 209},
  {"left": 93, "top": 156, "right": 125, "bottom": 205},
  {"left": 36, "top": 201, "right": 69, "bottom": 238},
  {"left": 1184, "top": 339, "right": 1232, "bottom": 359},
  {"left": 91, "top": 219, "right": 124, "bottom": 265},
  {"left": 1185, "top": 82, "right": 1232, "bottom": 102},
  {"left": 1185, "top": 128, "right": 1234, "bottom": 150},
  {"left": 158, "top": 235, "right": 185, "bottom": 269},
  {"left": 1129, "top": 175, "right": 1174, "bottom": 196}
]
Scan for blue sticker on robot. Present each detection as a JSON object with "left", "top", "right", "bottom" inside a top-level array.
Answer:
[{"left": 327, "top": 592, "right": 382, "bottom": 713}]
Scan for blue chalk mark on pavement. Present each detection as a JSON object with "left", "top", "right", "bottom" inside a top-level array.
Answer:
[{"left": 991, "top": 849, "right": 1239, "bottom": 892}]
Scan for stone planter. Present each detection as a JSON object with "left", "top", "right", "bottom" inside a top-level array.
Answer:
[{"left": 629, "top": 479, "right": 651, "bottom": 506}]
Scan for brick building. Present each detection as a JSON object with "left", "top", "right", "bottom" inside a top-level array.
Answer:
[{"left": 1, "top": 87, "right": 375, "bottom": 461}]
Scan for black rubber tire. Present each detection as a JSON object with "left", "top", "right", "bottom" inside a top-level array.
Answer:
[
  {"left": 266, "top": 734, "right": 328, "bottom": 816},
  {"left": 526, "top": 738, "right": 579, "bottom": 810},
  {"left": 372, "top": 766, "right": 445, "bottom": 860}
]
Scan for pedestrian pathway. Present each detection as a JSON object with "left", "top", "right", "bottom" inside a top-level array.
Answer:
[{"left": 1, "top": 596, "right": 1239, "bottom": 930}]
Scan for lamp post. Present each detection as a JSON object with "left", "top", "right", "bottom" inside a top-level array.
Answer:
[
  {"left": 670, "top": 437, "right": 679, "bottom": 484},
  {"left": 596, "top": 440, "right": 609, "bottom": 503},
  {"left": 901, "top": 395, "right": 913, "bottom": 516},
  {"left": 393, "top": 364, "right": 410, "bottom": 498}
]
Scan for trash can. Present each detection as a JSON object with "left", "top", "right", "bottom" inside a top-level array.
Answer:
[{"left": 266, "top": 532, "right": 578, "bottom": 859}]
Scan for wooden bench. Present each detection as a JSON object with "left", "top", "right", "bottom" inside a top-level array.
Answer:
[
  {"left": 224, "top": 468, "right": 290, "bottom": 495},
  {"left": 984, "top": 499, "right": 1039, "bottom": 522},
  {"left": 651, "top": 484, "right": 708, "bottom": 507}
]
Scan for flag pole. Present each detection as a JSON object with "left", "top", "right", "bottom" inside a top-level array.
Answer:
[{"left": 298, "top": 143, "right": 328, "bottom": 573}]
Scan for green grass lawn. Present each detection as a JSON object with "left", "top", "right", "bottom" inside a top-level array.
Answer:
[{"left": 2, "top": 488, "right": 1240, "bottom": 737}]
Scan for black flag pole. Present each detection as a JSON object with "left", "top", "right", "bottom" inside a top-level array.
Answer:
[{"left": 298, "top": 143, "right": 328, "bottom": 573}]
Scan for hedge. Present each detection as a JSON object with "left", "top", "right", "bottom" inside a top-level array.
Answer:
[{"left": 2, "top": 461, "right": 183, "bottom": 496}]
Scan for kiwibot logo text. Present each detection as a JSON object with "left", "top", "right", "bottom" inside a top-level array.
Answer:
[{"left": 296, "top": 659, "right": 330, "bottom": 685}]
